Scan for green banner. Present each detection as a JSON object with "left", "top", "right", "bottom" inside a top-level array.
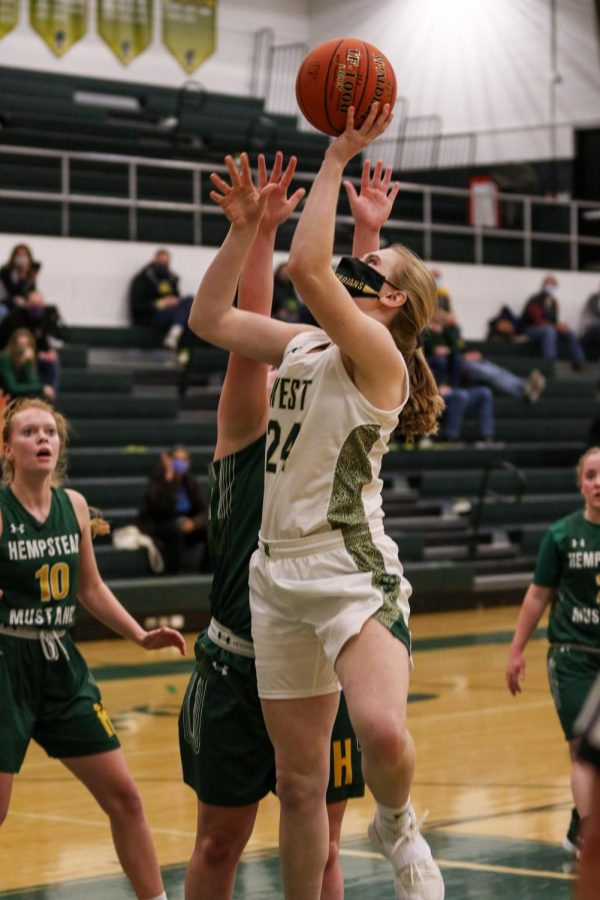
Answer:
[
  {"left": 30, "top": 0, "right": 87, "bottom": 56},
  {"left": 0, "top": 0, "right": 19, "bottom": 39},
  {"left": 162, "top": 0, "right": 216, "bottom": 74},
  {"left": 97, "top": 0, "right": 152, "bottom": 66}
]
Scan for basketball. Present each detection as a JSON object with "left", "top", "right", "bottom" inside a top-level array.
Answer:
[{"left": 295, "top": 38, "right": 397, "bottom": 137}]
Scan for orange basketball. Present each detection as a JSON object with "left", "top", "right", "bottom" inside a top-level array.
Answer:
[{"left": 295, "top": 38, "right": 397, "bottom": 137}]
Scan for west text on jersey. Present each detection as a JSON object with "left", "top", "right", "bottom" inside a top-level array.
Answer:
[
  {"left": 269, "top": 377, "right": 312, "bottom": 411},
  {"left": 8, "top": 533, "right": 79, "bottom": 561}
]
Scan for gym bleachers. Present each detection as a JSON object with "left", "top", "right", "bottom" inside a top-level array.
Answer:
[
  {"left": 0, "top": 65, "right": 336, "bottom": 245},
  {"left": 47, "top": 324, "right": 593, "bottom": 638}
]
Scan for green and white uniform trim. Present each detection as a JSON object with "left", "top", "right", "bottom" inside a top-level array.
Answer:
[
  {"left": 207, "top": 436, "right": 265, "bottom": 643},
  {"left": 261, "top": 329, "right": 408, "bottom": 540}
]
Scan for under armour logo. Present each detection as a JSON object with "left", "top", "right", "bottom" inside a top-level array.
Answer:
[
  {"left": 10, "top": 523, "right": 25, "bottom": 534},
  {"left": 571, "top": 538, "right": 585, "bottom": 549},
  {"left": 212, "top": 661, "right": 229, "bottom": 677}
]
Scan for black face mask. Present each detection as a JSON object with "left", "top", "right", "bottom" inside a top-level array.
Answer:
[{"left": 334, "top": 257, "right": 387, "bottom": 298}]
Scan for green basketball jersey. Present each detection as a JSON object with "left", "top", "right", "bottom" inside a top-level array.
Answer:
[
  {"left": 534, "top": 509, "right": 600, "bottom": 648},
  {"left": 207, "top": 435, "right": 265, "bottom": 642},
  {"left": 0, "top": 485, "right": 81, "bottom": 629}
]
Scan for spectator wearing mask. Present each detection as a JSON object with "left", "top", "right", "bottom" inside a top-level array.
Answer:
[
  {"left": 129, "top": 249, "right": 193, "bottom": 350},
  {"left": 579, "top": 283, "right": 600, "bottom": 361},
  {"left": 137, "top": 447, "right": 208, "bottom": 574},
  {"left": 0, "top": 244, "right": 40, "bottom": 319},
  {"left": 0, "top": 328, "right": 55, "bottom": 401},
  {"left": 520, "top": 275, "right": 585, "bottom": 369},
  {"left": 0, "top": 290, "right": 63, "bottom": 395}
]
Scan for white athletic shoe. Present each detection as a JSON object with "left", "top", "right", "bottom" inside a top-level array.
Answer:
[{"left": 368, "top": 806, "right": 444, "bottom": 900}]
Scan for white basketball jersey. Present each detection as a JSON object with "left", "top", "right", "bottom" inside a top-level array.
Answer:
[{"left": 260, "top": 329, "right": 409, "bottom": 541}]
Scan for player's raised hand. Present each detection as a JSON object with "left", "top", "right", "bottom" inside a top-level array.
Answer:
[
  {"left": 327, "top": 102, "right": 393, "bottom": 165},
  {"left": 344, "top": 158, "right": 400, "bottom": 233},
  {"left": 257, "top": 152, "right": 306, "bottom": 232},
  {"left": 209, "top": 152, "right": 277, "bottom": 229}
]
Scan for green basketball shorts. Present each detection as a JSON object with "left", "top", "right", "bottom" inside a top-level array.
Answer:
[
  {"left": 547, "top": 644, "right": 600, "bottom": 741},
  {"left": 179, "top": 631, "right": 364, "bottom": 806},
  {"left": 0, "top": 629, "right": 120, "bottom": 773}
]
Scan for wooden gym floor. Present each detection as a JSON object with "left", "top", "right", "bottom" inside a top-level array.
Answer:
[{"left": 0, "top": 606, "right": 577, "bottom": 898}]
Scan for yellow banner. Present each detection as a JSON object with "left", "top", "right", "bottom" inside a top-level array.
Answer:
[
  {"left": 162, "top": 0, "right": 216, "bottom": 74},
  {"left": 0, "top": 0, "right": 19, "bottom": 39},
  {"left": 30, "top": 0, "right": 87, "bottom": 57},
  {"left": 97, "top": 0, "right": 152, "bottom": 66}
]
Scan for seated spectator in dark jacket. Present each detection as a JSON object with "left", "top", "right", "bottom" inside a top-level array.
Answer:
[
  {"left": 137, "top": 447, "right": 208, "bottom": 574},
  {"left": 0, "top": 244, "right": 40, "bottom": 319},
  {"left": 129, "top": 249, "right": 193, "bottom": 350},
  {"left": 0, "top": 290, "right": 63, "bottom": 394},
  {"left": 0, "top": 329, "right": 55, "bottom": 401},
  {"left": 424, "top": 311, "right": 545, "bottom": 403},
  {"left": 429, "top": 268, "right": 461, "bottom": 341},
  {"left": 579, "top": 283, "right": 600, "bottom": 361},
  {"left": 520, "top": 274, "right": 585, "bottom": 369}
]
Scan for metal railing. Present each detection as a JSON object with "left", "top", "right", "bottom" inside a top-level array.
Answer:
[{"left": 1, "top": 143, "right": 600, "bottom": 268}]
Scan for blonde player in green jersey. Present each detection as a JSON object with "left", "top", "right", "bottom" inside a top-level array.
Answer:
[
  {"left": 506, "top": 446, "right": 600, "bottom": 857},
  {"left": 189, "top": 104, "right": 445, "bottom": 900},
  {"left": 0, "top": 397, "right": 186, "bottom": 900}
]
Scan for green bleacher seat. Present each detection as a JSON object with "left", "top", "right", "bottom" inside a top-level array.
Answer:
[
  {"left": 70, "top": 474, "right": 208, "bottom": 507},
  {"left": 476, "top": 494, "right": 579, "bottom": 525},
  {"left": 419, "top": 467, "right": 576, "bottom": 498},
  {"left": 68, "top": 419, "right": 217, "bottom": 447},
  {"left": 61, "top": 346, "right": 88, "bottom": 367},
  {"left": 61, "top": 370, "right": 133, "bottom": 393},
  {"left": 67, "top": 446, "right": 214, "bottom": 478},
  {"left": 66, "top": 326, "right": 164, "bottom": 348},
  {"left": 57, "top": 394, "right": 179, "bottom": 420}
]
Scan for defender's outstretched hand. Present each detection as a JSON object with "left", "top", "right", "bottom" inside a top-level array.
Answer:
[
  {"left": 344, "top": 158, "right": 400, "bottom": 233},
  {"left": 209, "top": 152, "right": 277, "bottom": 229},
  {"left": 257, "top": 152, "right": 306, "bottom": 232},
  {"left": 327, "top": 102, "right": 393, "bottom": 165},
  {"left": 141, "top": 627, "right": 187, "bottom": 656}
]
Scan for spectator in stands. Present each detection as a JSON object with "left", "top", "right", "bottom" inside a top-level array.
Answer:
[
  {"left": 272, "top": 260, "right": 301, "bottom": 322},
  {"left": 0, "top": 290, "right": 63, "bottom": 395},
  {"left": 520, "top": 274, "right": 585, "bottom": 369},
  {"left": 436, "top": 382, "right": 496, "bottom": 447},
  {"left": 429, "top": 267, "right": 460, "bottom": 337},
  {"left": 424, "top": 311, "right": 546, "bottom": 403},
  {"left": 0, "top": 329, "right": 55, "bottom": 401},
  {"left": 422, "top": 321, "right": 495, "bottom": 444},
  {"left": 137, "top": 446, "right": 208, "bottom": 575},
  {"left": 578, "top": 282, "right": 600, "bottom": 361},
  {"left": 486, "top": 305, "right": 523, "bottom": 342},
  {"left": 0, "top": 243, "right": 40, "bottom": 319},
  {"left": 129, "top": 249, "right": 193, "bottom": 350}
]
